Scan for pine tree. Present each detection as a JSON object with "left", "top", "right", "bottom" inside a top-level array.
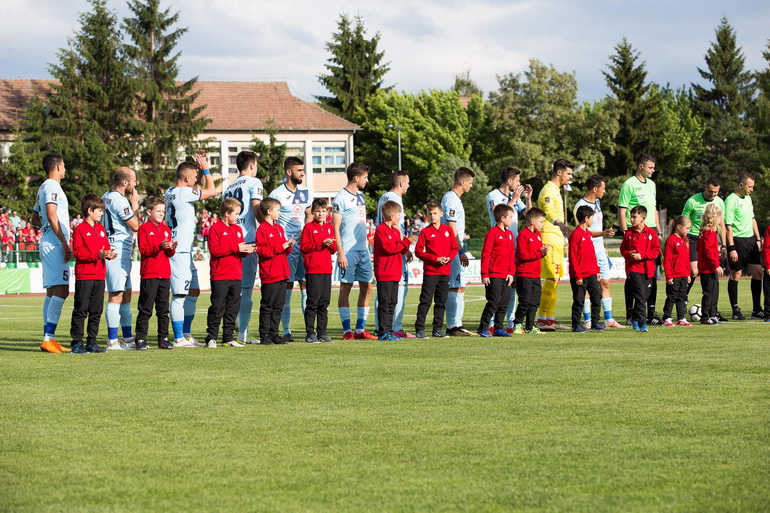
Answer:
[
  {"left": 691, "top": 17, "right": 758, "bottom": 188},
  {"left": 123, "top": 0, "right": 210, "bottom": 196},
  {"left": 602, "top": 37, "right": 660, "bottom": 175},
  {"left": 316, "top": 14, "right": 390, "bottom": 121}
]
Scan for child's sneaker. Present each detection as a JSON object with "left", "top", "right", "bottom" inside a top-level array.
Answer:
[
  {"left": 432, "top": 330, "right": 449, "bottom": 338},
  {"left": 572, "top": 326, "right": 589, "bottom": 333},
  {"left": 676, "top": 319, "right": 692, "bottom": 326},
  {"left": 318, "top": 335, "right": 334, "bottom": 343},
  {"left": 605, "top": 318, "right": 626, "bottom": 328},
  {"left": 526, "top": 327, "right": 544, "bottom": 334},
  {"left": 662, "top": 318, "right": 675, "bottom": 327},
  {"left": 158, "top": 339, "right": 174, "bottom": 350},
  {"left": 513, "top": 324, "right": 525, "bottom": 335},
  {"left": 477, "top": 329, "right": 491, "bottom": 338},
  {"left": 85, "top": 343, "right": 106, "bottom": 353},
  {"left": 415, "top": 330, "right": 428, "bottom": 339},
  {"left": 305, "top": 334, "right": 320, "bottom": 344},
  {"left": 135, "top": 339, "right": 149, "bottom": 351},
  {"left": 226, "top": 340, "right": 245, "bottom": 347},
  {"left": 639, "top": 324, "right": 649, "bottom": 332},
  {"left": 206, "top": 340, "right": 217, "bottom": 348},
  {"left": 583, "top": 319, "right": 592, "bottom": 330},
  {"left": 632, "top": 321, "right": 640, "bottom": 331},
  {"left": 492, "top": 329, "right": 512, "bottom": 337},
  {"left": 123, "top": 337, "right": 136, "bottom": 349},
  {"left": 71, "top": 343, "right": 88, "bottom": 354}
]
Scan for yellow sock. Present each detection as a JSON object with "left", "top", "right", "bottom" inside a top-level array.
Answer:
[{"left": 539, "top": 280, "right": 557, "bottom": 318}]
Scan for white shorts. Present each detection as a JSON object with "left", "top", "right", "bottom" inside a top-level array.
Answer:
[
  {"left": 105, "top": 246, "right": 132, "bottom": 292},
  {"left": 242, "top": 252, "right": 258, "bottom": 289},
  {"left": 334, "top": 249, "right": 373, "bottom": 284},
  {"left": 287, "top": 244, "right": 306, "bottom": 283},
  {"left": 170, "top": 252, "right": 199, "bottom": 295},
  {"left": 596, "top": 248, "right": 612, "bottom": 281},
  {"left": 40, "top": 242, "right": 70, "bottom": 289},
  {"left": 448, "top": 254, "right": 466, "bottom": 289}
]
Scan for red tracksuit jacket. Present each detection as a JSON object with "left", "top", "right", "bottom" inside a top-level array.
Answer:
[
  {"left": 256, "top": 221, "right": 291, "bottom": 284},
  {"left": 620, "top": 225, "right": 661, "bottom": 278},
  {"left": 209, "top": 220, "right": 249, "bottom": 281},
  {"left": 481, "top": 225, "right": 516, "bottom": 279},
  {"left": 137, "top": 220, "right": 175, "bottom": 280},
  {"left": 373, "top": 223, "right": 411, "bottom": 282},
  {"left": 697, "top": 230, "right": 720, "bottom": 274},
  {"left": 415, "top": 223, "right": 458, "bottom": 276},
  {"left": 664, "top": 234, "right": 690, "bottom": 279},
  {"left": 300, "top": 219, "right": 337, "bottom": 274},
  {"left": 72, "top": 221, "right": 110, "bottom": 281},
  {"left": 568, "top": 226, "right": 600, "bottom": 280},
  {"left": 516, "top": 227, "right": 544, "bottom": 278}
]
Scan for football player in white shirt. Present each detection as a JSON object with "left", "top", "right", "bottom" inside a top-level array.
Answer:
[
  {"left": 374, "top": 170, "right": 413, "bottom": 337},
  {"left": 222, "top": 150, "right": 264, "bottom": 344},
  {"left": 31, "top": 153, "right": 72, "bottom": 353},
  {"left": 485, "top": 167, "right": 532, "bottom": 332},
  {"left": 165, "top": 151, "right": 217, "bottom": 347},
  {"left": 101, "top": 167, "right": 140, "bottom": 350},
  {"left": 268, "top": 157, "right": 312, "bottom": 343}
]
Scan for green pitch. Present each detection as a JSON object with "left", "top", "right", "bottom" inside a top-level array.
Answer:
[{"left": 1, "top": 283, "right": 768, "bottom": 512}]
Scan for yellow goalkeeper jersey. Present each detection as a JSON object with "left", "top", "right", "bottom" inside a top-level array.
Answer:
[{"left": 537, "top": 181, "right": 565, "bottom": 246}]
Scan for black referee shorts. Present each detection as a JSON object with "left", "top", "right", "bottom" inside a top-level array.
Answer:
[{"left": 728, "top": 236, "right": 761, "bottom": 271}]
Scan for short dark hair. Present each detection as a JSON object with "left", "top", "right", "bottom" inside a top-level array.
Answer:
[
  {"left": 346, "top": 162, "right": 369, "bottom": 182},
  {"left": 111, "top": 167, "right": 133, "bottom": 187},
  {"left": 311, "top": 198, "right": 328, "bottom": 211},
  {"left": 500, "top": 167, "right": 521, "bottom": 184},
  {"left": 454, "top": 167, "right": 475, "bottom": 184},
  {"left": 391, "top": 169, "right": 409, "bottom": 188},
  {"left": 81, "top": 194, "right": 105, "bottom": 218},
  {"left": 636, "top": 153, "right": 657, "bottom": 166},
  {"left": 260, "top": 197, "right": 280, "bottom": 216},
  {"left": 526, "top": 208, "right": 546, "bottom": 223},
  {"left": 221, "top": 197, "right": 241, "bottom": 216},
  {"left": 706, "top": 176, "right": 721, "bottom": 188},
  {"left": 576, "top": 205, "right": 594, "bottom": 224},
  {"left": 284, "top": 156, "right": 304, "bottom": 171},
  {"left": 738, "top": 172, "right": 755, "bottom": 185},
  {"left": 425, "top": 201, "right": 441, "bottom": 213},
  {"left": 493, "top": 203, "right": 514, "bottom": 222},
  {"left": 176, "top": 161, "right": 198, "bottom": 179},
  {"left": 237, "top": 151, "right": 258, "bottom": 172},
  {"left": 144, "top": 196, "right": 165, "bottom": 211},
  {"left": 630, "top": 205, "right": 647, "bottom": 217},
  {"left": 552, "top": 159, "right": 575, "bottom": 177},
  {"left": 585, "top": 174, "right": 605, "bottom": 191},
  {"left": 42, "top": 153, "right": 63, "bottom": 174}
]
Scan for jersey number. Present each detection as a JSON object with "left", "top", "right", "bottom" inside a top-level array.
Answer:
[
  {"left": 223, "top": 188, "right": 244, "bottom": 212},
  {"left": 168, "top": 204, "right": 178, "bottom": 229}
]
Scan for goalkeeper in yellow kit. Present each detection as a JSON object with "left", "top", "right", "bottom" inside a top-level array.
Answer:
[{"left": 536, "top": 159, "right": 574, "bottom": 331}]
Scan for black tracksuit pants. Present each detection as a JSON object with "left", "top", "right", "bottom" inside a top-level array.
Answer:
[
  {"left": 70, "top": 279, "right": 105, "bottom": 346},
  {"left": 135, "top": 278, "right": 170, "bottom": 343},
  {"left": 415, "top": 274, "right": 449, "bottom": 333},
  {"left": 628, "top": 272, "right": 652, "bottom": 326},
  {"left": 259, "top": 280, "right": 286, "bottom": 343},
  {"left": 479, "top": 277, "right": 511, "bottom": 332},
  {"left": 514, "top": 276, "right": 541, "bottom": 331},
  {"left": 664, "top": 276, "right": 688, "bottom": 321},
  {"left": 377, "top": 280, "right": 399, "bottom": 334},
  {"left": 207, "top": 279, "right": 241, "bottom": 343},
  {"left": 700, "top": 272, "right": 720, "bottom": 319},
  {"left": 570, "top": 274, "right": 601, "bottom": 329},
  {"left": 305, "top": 273, "right": 331, "bottom": 337}
]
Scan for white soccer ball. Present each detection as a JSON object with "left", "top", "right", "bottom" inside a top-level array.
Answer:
[{"left": 688, "top": 304, "right": 702, "bottom": 322}]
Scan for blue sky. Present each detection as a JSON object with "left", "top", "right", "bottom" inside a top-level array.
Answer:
[{"left": 2, "top": 0, "right": 768, "bottom": 103}]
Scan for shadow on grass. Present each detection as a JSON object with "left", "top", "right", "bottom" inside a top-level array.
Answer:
[{"left": 0, "top": 340, "right": 42, "bottom": 352}]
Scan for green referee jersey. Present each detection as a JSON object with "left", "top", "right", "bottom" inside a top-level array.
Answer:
[
  {"left": 681, "top": 193, "right": 725, "bottom": 236},
  {"left": 724, "top": 192, "right": 755, "bottom": 238},
  {"left": 618, "top": 175, "right": 657, "bottom": 228}
]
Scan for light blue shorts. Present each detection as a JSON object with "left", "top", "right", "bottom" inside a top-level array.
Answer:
[
  {"left": 105, "top": 246, "right": 132, "bottom": 292},
  {"left": 334, "top": 249, "right": 372, "bottom": 284},
  {"left": 170, "top": 252, "right": 199, "bottom": 295},
  {"left": 288, "top": 244, "right": 306, "bottom": 283},
  {"left": 241, "top": 252, "right": 258, "bottom": 289},
  {"left": 596, "top": 247, "right": 612, "bottom": 281},
  {"left": 40, "top": 242, "right": 70, "bottom": 289},
  {"left": 448, "top": 254, "right": 466, "bottom": 289}
]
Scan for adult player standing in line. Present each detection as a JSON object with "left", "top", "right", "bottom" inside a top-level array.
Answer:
[
  {"left": 681, "top": 177, "right": 727, "bottom": 320},
  {"left": 165, "top": 151, "right": 217, "bottom": 347},
  {"left": 222, "top": 150, "right": 263, "bottom": 344},
  {"left": 573, "top": 174, "right": 625, "bottom": 329},
  {"left": 724, "top": 172, "right": 764, "bottom": 320},
  {"left": 102, "top": 167, "right": 140, "bottom": 350},
  {"left": 333, "top": 162, "right": 377, "bottom": 340},
  {"left": 535, "top": 159, "right": 573, "bottom": 331},
  {"left": 442, "top": 167, "right": 476, "bottom": 336},
  {"left": 486, "top": 167, "right": 532, "bottom": 332},
  {"left": 269, "top": 157, "right": 312, "bottom": 342},
  {"left": 617, "top": 153, "right": 661, "bottom": 325},
  {"left": 32, "top": 153, "right": 72, "bottom": 353},
  {"left": 375, "top": 170, "right": 414, "bottom": 338}
]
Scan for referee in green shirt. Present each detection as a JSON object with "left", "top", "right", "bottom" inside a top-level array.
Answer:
[
  {"left": 724, "top": 172, "right": 764, "bottom": 320},
  {"left": 618, "top": 153, "right": 661, "bottom": 324}
]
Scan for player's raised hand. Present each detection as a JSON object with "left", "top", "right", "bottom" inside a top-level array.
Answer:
[{"left": 192, "top": 150, "right": 210, "bottom": 171}]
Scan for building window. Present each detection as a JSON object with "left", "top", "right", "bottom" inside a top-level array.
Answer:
[{"left": 312, "top": 144, "right": 347, "bottom": 173}]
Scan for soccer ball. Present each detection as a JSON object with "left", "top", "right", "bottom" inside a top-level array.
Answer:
[{"left": 688, "top": 304, "right": 702, "bottom": 322}]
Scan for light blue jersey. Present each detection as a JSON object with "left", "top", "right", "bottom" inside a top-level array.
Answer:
[
  {"left": 486, "top": 188, "right": 526, "bottom": 239},
  {"left": 223, "top": 175, "right": 264, "bottom": 242},
  {"left": 101, "top": 190, "right": 135, "bottom": 249},
  {"left": 441, "top": 190, "right": 466, "bottom": 240},
  {"left": 332, "top": 187, "right": 368, "bottom": 253},
  {"left": 268, "top": 183, "right": 310, "bottom": 241},
  {"left": 376, "top": 191, "right": 405, "bottom": 233},
  {"left": 164, "top": 186, "right": 201, "bottom": 252},
  {"left": 34, "top": 179, "right": 70, "bottom": 246}
]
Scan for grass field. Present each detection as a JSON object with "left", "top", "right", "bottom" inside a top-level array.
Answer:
[{"left": 1, "top": 282, "right": 769, "bottom": 512}]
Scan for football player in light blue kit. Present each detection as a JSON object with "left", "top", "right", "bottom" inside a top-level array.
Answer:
[
  {"left": 333, "top": 162, "right": 377, "bottom": 340},
  {"left": 165, "top": 151, "right": 217, "bottom": 347},
  {"left": 101, "top": 167, "right": 140, "bottom": 350},
  {"left": 269, "top": 157, "right": 312, "bottom": 342},
  {"left": 375, "top": 170, "right": 414, "bottom": 337},
  {"left": 31, "top": 153, "right": 73, "bottom": 353},
  {"left": 222, "top": 150, "right": 264, "bottom": 344},
  {"left": 485, "top": 167, "right": 532, "bottom": 332},
  {"left": 441, "top": 167, "right": 475, "bottom": 336}
]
